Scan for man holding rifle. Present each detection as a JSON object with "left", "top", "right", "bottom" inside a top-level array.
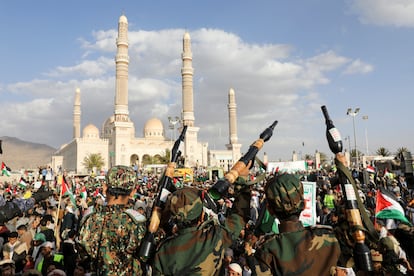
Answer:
[
  {"left": 151, "top": 121, "right": 277, "bottom": 275},
  {"left": 244, "top": 173, "right": 341, "bottom": 276},
  {"left": 152, "top": 172, "right": 252, "bottom": 275}
]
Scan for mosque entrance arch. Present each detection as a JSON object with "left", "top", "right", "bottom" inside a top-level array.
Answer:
[{"left": 130, "top": 154, "right": 139, "bottom": 170}]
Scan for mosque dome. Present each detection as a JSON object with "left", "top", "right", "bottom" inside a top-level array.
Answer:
[
  {"left": 144, "top": 118, "right": 164, "bottom": 138},
  {"left": 83, "top": 124, "right": 100, "bottom": 139}
]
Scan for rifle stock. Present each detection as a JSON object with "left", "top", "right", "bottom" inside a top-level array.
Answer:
[
  {"left": 138, "top": 125, "right": 187, "bottom": 262},
  {"left": 209, "top": 121, "right": 277, "bottom": 200}
]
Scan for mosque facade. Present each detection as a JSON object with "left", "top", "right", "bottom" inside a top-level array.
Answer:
[{"left": 52, "top": 14, "right": 241, "bottom": 175}]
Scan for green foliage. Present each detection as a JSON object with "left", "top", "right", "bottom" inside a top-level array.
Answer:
[
  {"left": 375, "top": 147, "right": 391, "bottom": 157},
  {"left": 142, "top": 149, "right": 170, "bottom": 166},
  {"left": 319, "top": 152, "right": 328, "bottom": 164},
  {"left": 82, "top": 153, "right": 105, "bottom": 171},
  {"left": 350, "top": 149, "right": 363, "bottom": 158},
  {"left": 396, "top": 147, "right": 409, "bottom": 156}
]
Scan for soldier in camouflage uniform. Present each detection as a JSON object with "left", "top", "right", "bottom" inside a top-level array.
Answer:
[
  {"left": 245, "top": 174, "right": 340, "bottom": 276},
  {"left": 78, "top": 165, "right": 146, "bottom": 276},
  {"left": 152, "top": 183, "right": 251, "bottom": 276}
]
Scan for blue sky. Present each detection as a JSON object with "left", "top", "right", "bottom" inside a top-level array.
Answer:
[{"left": 1, "top": 0, "right": 414, "bottom": 162}]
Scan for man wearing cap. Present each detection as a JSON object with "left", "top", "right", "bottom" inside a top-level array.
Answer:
[
  {"left": 152, "top": 181, "right": 251, "bottom": 275},
  {"left": 228, "top": 262, "right": 243, "bottom": 276},
  {"left": 36, "top": 241, "right": 64, "bottom": 276},
  {"left": 78, "top": 165, "right": 146, "bottom": 275},
  {"left": 31, "top": 232, "right": 47, "bottom": 270},
  {"left": 245, "top": 174, "right": 340, "bottom": 276}
]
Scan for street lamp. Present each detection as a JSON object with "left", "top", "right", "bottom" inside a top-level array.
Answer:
[
  {"left": 168, "top": 116, "right": 180, "bottom": 143},
  {"left": 344, "top": 135, "right": 351, "bottom": 153},
  {"left": 347, "top": 107, "right": 360, "bottom": 168},
  {"left": 362, "top": 115, "right": 369, "bottom": 155}
]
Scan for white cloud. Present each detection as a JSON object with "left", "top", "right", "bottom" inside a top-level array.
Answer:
[
  {"left": 343, "top": 59, "right": 374, "bottom": 74},
  {"left": 349, "top": 0, "right": 414, "bottom": 27},
  {"left": 45, "top": 57, "right": 114, "bottom": 78},
  {"left": 0, "top": 25, "right": 373, "bottom": 159}
]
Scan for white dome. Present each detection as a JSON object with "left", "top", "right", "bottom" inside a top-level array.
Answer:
[
  {"left": 119, "top": 14, "right": 128, "bottom": 23},
  {"left": 143, "top": 118, "right": 164, "bottom": 138},
  {"left": 83, "top": 124, "right": 100, "bottom": 139}
]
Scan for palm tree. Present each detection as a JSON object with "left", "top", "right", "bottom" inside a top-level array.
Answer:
[
  {"left": 142, "top": 154, "right": 156, "bottom": 167},
  {"left": 304, "top": 154, "right": 313, "bottom": 161},
  {"left": 319, "top": 152, "right": 329, "bottom": 164},
  {"left": 350, "top": 149, "right": 363, "bottom": 158},
  {"left": 396, "top": 147, "right": 409, "bottom": 157},
  {"left": 376, "top": 147, "right": 391, "bottom": 157},
  {"left": 82, "top": 153, "right": 105, "bottom": 171},
  {"left": 159, "top": 149, "right": 171, "bottom": 163}
]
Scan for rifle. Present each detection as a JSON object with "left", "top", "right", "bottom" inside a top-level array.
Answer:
[
  {"left": 208, "top": 121, "right": 277, "bottom": 200},
  {"left": 138, "top": 125, "right": 187, "bottom": 262},
  {"left": 321, "top": 105, "right": 374, "bottom": 272}
]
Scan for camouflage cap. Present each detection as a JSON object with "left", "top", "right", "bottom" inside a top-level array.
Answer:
[
  {"left": 265, "top": 174, "right": 304, "bottom": 216},
  {"left": 106, "top": 165, "right": 137, "bottom": 191},
  {"left": 166, "top": 187, "right": 203, "bottom": 223}
]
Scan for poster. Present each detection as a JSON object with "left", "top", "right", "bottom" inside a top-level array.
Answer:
[{"left": 299, "top": 181, "right": 317, "bottom": 226}]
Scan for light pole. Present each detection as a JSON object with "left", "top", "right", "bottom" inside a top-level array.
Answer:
[
  {"left": 347, "top": 108, "right": 360, "bottom": 168},
  {"left": 362, "top": 115, "right": 369, "bottom": 155},
  {"left": 168, "top": 116, "right": 180, "bottom": 143},
  {"left": 344, "top": 135, "right": 351, "bottom": 153}
]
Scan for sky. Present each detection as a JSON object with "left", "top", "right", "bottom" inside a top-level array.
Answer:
[{"left": 1, "top": 0, "right": 414, "bottom": 163}]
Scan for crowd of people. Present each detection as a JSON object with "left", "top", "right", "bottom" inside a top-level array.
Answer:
[{"left": 0, "top": 154, "right": 414, "bottom": 275}]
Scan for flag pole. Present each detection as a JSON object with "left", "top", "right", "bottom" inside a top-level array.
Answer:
[{"left": 54, "top": 174, "right": 64, "bottom": 240}]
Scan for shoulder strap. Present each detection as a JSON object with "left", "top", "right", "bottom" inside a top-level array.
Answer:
[
  {"left": 80, "top": 206, "right": 95, "bottom": 226},
  {"left": 124, "top": 208, "right": 146, "bottom": 224},
  {"left": 309, "top": 224, "right": 334, "bottom": 231}
]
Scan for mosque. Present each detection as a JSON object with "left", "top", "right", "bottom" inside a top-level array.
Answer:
[{"left": 51, "top": 14, "right": 242, "bottom": 175}]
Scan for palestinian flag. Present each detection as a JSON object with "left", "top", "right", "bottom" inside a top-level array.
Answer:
[
  {"left": 18, "top": 178, "right": 28, "bottom": 189},
  {"left": 366, "top": 165, "right": 376, "bottom": 174},
  {"left": 1, "top": 162, "right": 11, "bottom": 176},
  {"left": 60, "top": 175, "right": 77, "bottom": 207},
  {"left": 184, "top": 172, "right": 192, "bottom": 181},
  {"left": 92, "top": 188, "right": 100, "bottom": 197},
  {"left": 80, "top": 186, "right": 87, "bottom": 200},
  {"left": 375, "top": 187, "right": 411, "bottom": 225}
]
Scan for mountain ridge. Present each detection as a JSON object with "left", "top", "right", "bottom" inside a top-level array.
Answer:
[{"left": 0, "top": 136, "right": 57, "bottom": 170}]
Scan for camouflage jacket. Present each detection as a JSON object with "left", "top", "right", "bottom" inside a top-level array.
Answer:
[
  {"left": 152, "top": 212, "right": 245, "bottom": 276},
  {"left": 253, "top": 220, "right": 340, "bottom": 276},
  {"left": 78, "top": 204, "right": 146, "bottom": 276}
]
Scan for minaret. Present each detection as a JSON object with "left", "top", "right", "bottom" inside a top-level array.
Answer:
[
  {"left": 114, "top": 14, "right": 130, "bottom": 122},
  {"left": 226, "top": 88, "right": 242, "bottom": 163},
  {"left": 73, "top": 88, "right": 81, "bottom": 139},
  {"left": 180, "top": 32, "right": 201, "bottom": 167},
  {"left": 181, "top": 32, "right": 195, "bottom": 127},
  {"left": 227, "top": 88, "right": 238, "bottom": 145},
  {"left": 110, "top": 14, "right": 135, "bottom": 166}
]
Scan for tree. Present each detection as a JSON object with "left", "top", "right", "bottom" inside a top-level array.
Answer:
[
  {"left": 304, "top": 154, "right": 313, "bottom": 161},
  {"left": 319, "top": 152, "right": 329, "bottom": 164},
  {"left": 376, "top": 147, "right": 391, "bottom": 157},
  {"left": 83, "top": 153, "right": 105, "bottom": 171},
  {"left": 350, "top": 149, "right": 363, "bottom": 158},
  {"left": 142, "top": 154, "right": 156, "bottom": 167},
  {"left": 159, "top": 149, "right": 171, "bottom": 163},
  {"left": 396, "top": 147, "right": 409, "bottom": 157}
]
